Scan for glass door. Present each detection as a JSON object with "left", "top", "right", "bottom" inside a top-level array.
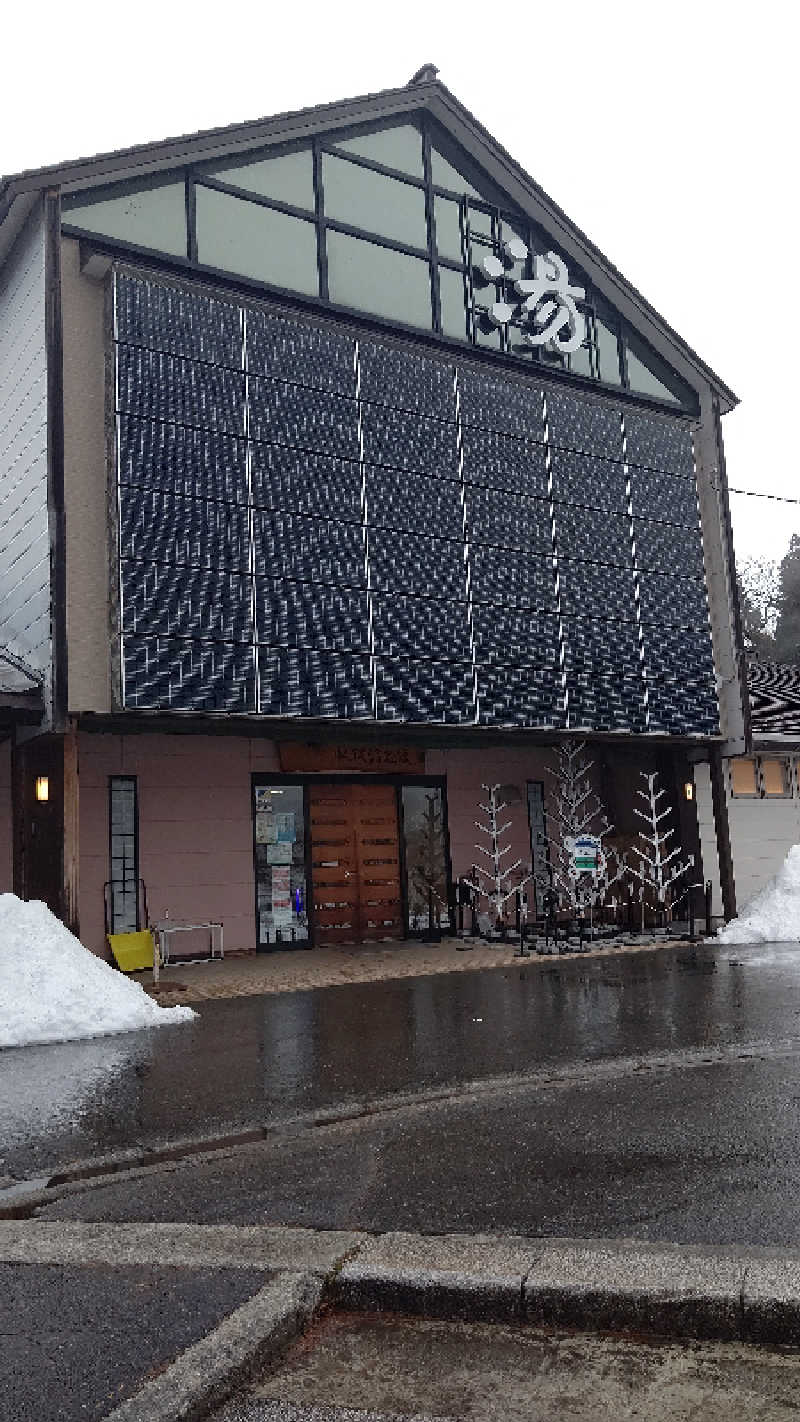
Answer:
[{"left": 253, "top": 782, "right": 309, "bottom": 949}]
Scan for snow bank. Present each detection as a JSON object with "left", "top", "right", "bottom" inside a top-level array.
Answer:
[
  {"left": 0, "top": 894, "right": 196, "bottom": 1049},
  {"left": 718, "top": 845, "right": 800, "bottom": 944}
]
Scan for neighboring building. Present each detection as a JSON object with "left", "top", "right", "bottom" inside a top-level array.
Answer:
[
  {"left": 0, "top": 67, "right": 747, "bottom": 955},
  {"left": 697, "top": 662, "right": 800, "bottom": 915}
]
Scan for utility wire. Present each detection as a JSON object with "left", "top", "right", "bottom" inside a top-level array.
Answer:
[{"left": 729, "top": 487, "right": 800, "bottom": 507}]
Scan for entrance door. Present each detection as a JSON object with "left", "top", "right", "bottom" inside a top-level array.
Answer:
[{"left": 309, "top": 783, "right": 404, "bottom": 945}]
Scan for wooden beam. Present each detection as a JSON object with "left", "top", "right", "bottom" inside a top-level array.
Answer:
[
  {"left": 62, "top": 719, "right": 80, "bottom": 936},
  {"left": 709, "top": 745, "right": 736, "bottom": 922}
]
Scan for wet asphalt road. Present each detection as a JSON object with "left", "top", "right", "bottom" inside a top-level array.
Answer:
[
  {"left": 2, "top": 938, "right": 799, "bottom": 1184},
  {"left": 4, "top": 938, "right": 800, "bottom": 1178}
]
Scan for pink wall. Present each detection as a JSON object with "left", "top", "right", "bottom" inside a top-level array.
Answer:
[
  {"left": 0, "top": 738, "right": 12, "bottom": 892},
  {"left": 78, "top": 732, "right": 280, "bottom": 956},
  {"left": 426, "top": 745, "right": 557, "bottom": 884}
]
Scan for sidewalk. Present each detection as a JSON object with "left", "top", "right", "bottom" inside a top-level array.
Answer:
[
  {"left": 3, "top": 1221, "right": 800, "bottom": 1421},
  {"left": 135, "top": 934, "right": 690, "bottom": 1006}
]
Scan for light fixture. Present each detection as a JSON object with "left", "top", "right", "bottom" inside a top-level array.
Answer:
[
  {"left": 35, "top": 775, "right": 49, "bottom": 803},
  {"left": 683, "top": 781, "right": 694, "bottom": 802}
]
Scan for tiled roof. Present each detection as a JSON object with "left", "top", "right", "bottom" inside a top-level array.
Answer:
[{"left": 748, "top": 660, "right": 800, "bottom": 740}]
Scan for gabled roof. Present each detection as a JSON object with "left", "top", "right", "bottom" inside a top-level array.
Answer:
[
  {"left": 0, "top": 68, "right": 738, "bottom": 411},
  {"left": 747, "top": 661, "right": 800, "bottom": 744}
]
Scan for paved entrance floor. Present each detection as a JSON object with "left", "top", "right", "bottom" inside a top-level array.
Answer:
[
  {"left": 214, "top": 1310, "right": 800, "bottom": 1422},
  {"left": 136, "top": 934, "right": 688, "bottom": 1005}
]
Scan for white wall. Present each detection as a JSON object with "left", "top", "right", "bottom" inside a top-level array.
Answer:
[
  {"left": 696, "top": 757, "right": 800, "bottom": 919},
  {"left": 0, "top": 205, "right": 50, "bottom": 703}
]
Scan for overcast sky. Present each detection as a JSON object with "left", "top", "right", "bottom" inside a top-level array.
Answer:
[{"left": 2, "top": 0, "right": 796, "bottom": 568}]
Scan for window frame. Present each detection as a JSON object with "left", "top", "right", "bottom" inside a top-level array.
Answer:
[
  {"left": 62, "top": 115, "right": 697, "bottom": 412},
  {"left": 729, "top": 755, "right": 794, "bottom": 799},
  {"left": 108, "top": 775, "right": 140, "bottom": 933}
]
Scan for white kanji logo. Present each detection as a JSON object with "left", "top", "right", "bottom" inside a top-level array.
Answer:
[{"left": 480, "top": 241, "right": 586, "bottom": 355}]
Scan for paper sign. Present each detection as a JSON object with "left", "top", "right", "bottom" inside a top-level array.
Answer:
[
  {"left": 274, "top": 812, "right": 295, "bottom": 843},
  {"left": 255, "top": 813, "right": 278, "bottom": 844},
  {"left": 266, "top": 842, "right": 292, "bottom": 865}
]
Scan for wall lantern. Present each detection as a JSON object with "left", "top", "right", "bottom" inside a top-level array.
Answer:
[
  {"left": 34, "top": 775, "right": 49, "bottom": 803},
  {"left": 683, "top": 781, "right": 694, "bottom": 802}
]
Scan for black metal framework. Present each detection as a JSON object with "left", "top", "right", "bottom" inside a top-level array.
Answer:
[
  {"left": 250, "top": 770, "right": 453, "bottom": 946},
  {"left": 108, "top": 775, "right": 139, "bottom": 932},
  {"left": 62, "top": 115, "right": 695, "bottom": 411}
]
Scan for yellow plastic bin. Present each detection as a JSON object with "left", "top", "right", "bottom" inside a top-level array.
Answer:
[{"left": 108, "top": 930, "right": 156, "bottom": 973}]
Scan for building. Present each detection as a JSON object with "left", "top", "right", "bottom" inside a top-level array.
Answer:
[
  {"left": 0, "top": 66, "right": 747, "bottom": 956},
  {"left": 695, "top": 662, "right": 800, "bottom": 915}
]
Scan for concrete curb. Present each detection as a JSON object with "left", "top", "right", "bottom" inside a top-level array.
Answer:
[
  {"left": 331, "top": 1231, "right": 800, "bottom": 1347},
  {"left": 103, "top": 1270, "right": 323, "bottom": 1422}
]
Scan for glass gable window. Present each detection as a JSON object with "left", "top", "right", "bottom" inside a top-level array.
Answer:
[
  {"left": 332, "top": 124, "right": 424, "bottom": 178},
  {"left": 196, "top": 185, "right": 319, "bottom": 295},
  {"left": 62, "top": 116, "right": 696, "bottom": 409},
  {"left": 327, "top": 229, "right": 433, "bottom": 329},
  {"left": 63, "top": 181, "right": 187, "bottom": 257},
  {"left": 206, "top": 150, "right": 315, "bottom": 210},
  {"left": 322, "top": 152, "right": 428, "bottom": 249}
]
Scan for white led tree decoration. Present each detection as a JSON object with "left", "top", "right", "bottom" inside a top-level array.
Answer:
[
  {"left": 628, "top": 770, "right": 694, "bottom": 922},
  {"left": 464, "top": 784, "right": 531, "bottom": 930},
  {"left": 542, "top": 740, "right": 626, "bottom": 915}
]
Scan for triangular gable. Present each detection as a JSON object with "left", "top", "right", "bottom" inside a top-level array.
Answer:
[{"left": 61, "top": 109, "right": 695, "bottom": 409}]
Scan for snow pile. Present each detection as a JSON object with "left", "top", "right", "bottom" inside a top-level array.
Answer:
[
  {"left": 0, "top": 894, "right": 196, "bottom": 1049},
  {"left": 718, "top": 845, "right": 800, "bottom": 944}
]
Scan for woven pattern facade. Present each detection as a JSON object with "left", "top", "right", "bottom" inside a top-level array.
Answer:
[{"left": 115, "top": 271, "right": 718, "bottom": 734}]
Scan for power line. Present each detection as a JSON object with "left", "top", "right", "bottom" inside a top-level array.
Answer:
[{"left": 729, "top": 487, "right": 800, "bottom": 507}]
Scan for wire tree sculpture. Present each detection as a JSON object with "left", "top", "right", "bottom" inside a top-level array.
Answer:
[
  {"left": 463, "top": 784, "right": 531, "bottom": 931},
  {"left": 542, "top": 740, "right": 626, "bottom": 915},
  {"left": 628, "top": 770, "right": 694, "bottom": 925},
  {"left": 408, "top": 790, "right": 448, "bottom": 934}
]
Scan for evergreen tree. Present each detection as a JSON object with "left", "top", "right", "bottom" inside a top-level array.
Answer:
[
  {"left": 774, "top": 534, "right": 800, "bottom": 664},
  {"left": 737, "top": 555, "right": 778, "bottom": 660}
]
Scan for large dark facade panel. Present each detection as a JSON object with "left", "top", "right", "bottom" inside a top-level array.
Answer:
[
  {"left": 478, "top": 664, "right": 566, "bottom": 729},
  {"left": 465, "top": 487, "right": 553, "bottom": 555},
  {"left": 255, "top": 579, "right": 370, "bottom": 654},
  {"left": 554, "top": 503, "right": 632, "bottom": 566},
  {"left": 359, "top": 340, "right": 454, "bottom": 421},
  {"left": 249, "top": 444, "right": 362, "bottom": 521},
  {"left": 121, "top": 560, "right": 253, "bottom": 643},
  {"left": 624, "top": 408, "right": 694, "bottom": 474},
  {"left": 545, "top": 387, "right": 623, "bottom": 461},
  {"left": 458, "top": 368, "right": 545, "bottom": 441},
  {"left": 118, "top": 416, "right": 248, "bottom": 504},
  {"left": 248, "top": 375, "right": 360, "bottom": 460},
  {"left": 369, "top": 528, "right": 468, "bottom": 600},
  {"left": 116, "top": 273, "right": 241, "bottom": 367},
  {"left": 629, "top": 466, "right": 698, "bottom": 527},
  {"left": 253, "top": 510, "right": 365, "bottom": 586},
  {"left": 557, "top": 556, "right": 637, "bottom": 621},
  {"left": 113, "top": 273, "right": 719, "bottom": 738},
  {"left": 470, "top": 548, "right": 557, "bottom": 612},
  {"left": 246, "top": 309, "right": 356, "bottom": 397},
  {"left": 460, "top": 426, "right": 548, "bottom": 498},
  {"left": 549, "top": 448, "right": 628, "bottom": 515},
  {"left": 119, "top": 488, "right": 250, "bottom": 570},
  {"left": 360, "top": 404, "right": 459, "bottom": 478},
  {"left": 123, "top": 636, "right": 255, "bottom": 711},
  {"left": 568, "top": 675, "right": 648, "bottom": 733},
  {"left": 116, "top": 345, "right": 245, "bottom": 434},
  {"left": 641, "top": 621, "right": 716, "bottom": 683},
  {"left": 633, "top": 517, "right": 705, "bottom": 578},
  {"left": 473, "top": 606, "right": 560, "bottom": 670},
  {"left": 376, "top": 656, "right": 475, "bottom": 723},
  {"left": 562, "top": 615, "right": 643, "bottom": 681},
  {"left": 372, "top": 592, "right": 472, "bottom": 663},
  {"left": 647, "top": 679, "right": 719, "bottom": 735},
  {"left": 365, "top": 466, "right": 463, "bottom": 538},
  {"left": 638, "top": 570, "right": 709, "bottom": 627},
  {"left": 259, "top": 647, "right": 373, "bottom": 718}
]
